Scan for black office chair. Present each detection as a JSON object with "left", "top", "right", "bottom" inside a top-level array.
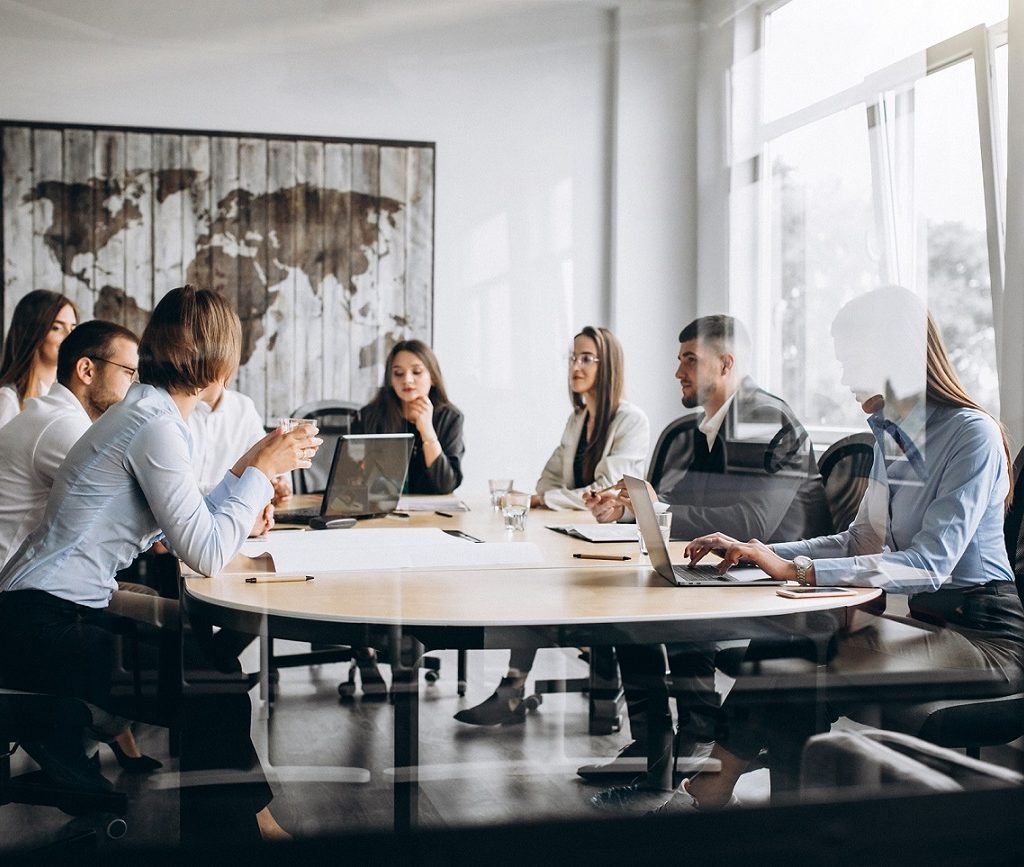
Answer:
[
  {"left": 0, "top": 689, "right": 128, "bottom": 842},
  {"left": 879, "top": 447, "right": 1024, "bottom": 758},
  {"left": 817, "top": 432, "right": 875, "bottom": 533},
  {"left": 648, "top": 413, "right": 701, "bottom": 491},
  {"left": 287, "top": 400, "right": 361, "bottom": 494}
]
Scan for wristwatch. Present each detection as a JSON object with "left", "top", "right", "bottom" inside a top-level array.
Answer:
[{"left": 793, "top": 555, "right": 813, "bottom": 585}]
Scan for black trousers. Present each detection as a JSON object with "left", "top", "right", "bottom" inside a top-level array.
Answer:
[{"left": 0, "top": 589, "right": 272, "bottom": 841}]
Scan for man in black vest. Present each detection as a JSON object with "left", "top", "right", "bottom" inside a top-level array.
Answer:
[{"left": 581, "top": 315, "right": 831, "bottom": 797}]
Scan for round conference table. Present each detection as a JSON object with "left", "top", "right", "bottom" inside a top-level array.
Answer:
[{"left": 183, "top": 497, "right": 880, "bottom": 829}]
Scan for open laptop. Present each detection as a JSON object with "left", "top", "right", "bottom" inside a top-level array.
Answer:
[
  {"left": 276, "top": 433, "right": 413, "bottom": 525},
  {"left": 624, "top": 475, "right": 787, "bottom": 587}
]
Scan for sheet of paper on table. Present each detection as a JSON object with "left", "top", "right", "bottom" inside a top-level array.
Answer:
[
  {"left": 240, "top": 527, "right": 542, "bottom": 573},
  {"left": 547, "top": 524, "right": 639, "bottom": 543},
  {"left": 397, "top": 495, "right": 470, "bottom": 512}
]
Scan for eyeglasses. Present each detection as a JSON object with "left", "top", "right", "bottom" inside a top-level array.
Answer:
[
  {"left": 568, "top": 353, "right": 600, "bottom": 367},
  {"left": 89, "top": 356, "right": 140, "bottom": 382}
]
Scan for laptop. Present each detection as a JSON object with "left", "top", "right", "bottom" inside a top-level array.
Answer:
[
  {"left": 623, "top": 475, "right": 787, "bottom": 587},
  {"left": 276, "top": 433, "right": 413, "bottom": 525}
]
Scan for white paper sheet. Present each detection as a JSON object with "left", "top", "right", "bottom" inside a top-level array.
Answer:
[
  {"left": 241, "top": 527, "right": 542, "bottom": 573},
  {"left": 547, "top": 524, "right": 639, "bottom": 543},
  {"left": 397, "top": 496, "right": 470, "bottom": 512}
]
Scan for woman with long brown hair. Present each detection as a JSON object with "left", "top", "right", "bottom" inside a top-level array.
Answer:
[
  {"left": 0, "top": 289, "right": 78, "bottom": 426},
  {"left": 355, "top": 338, "right": 464, "bottom": 494},
  {"left": 455, "top": 325, "right": 649, "bottom": 726},
  {"left": 659, "top": 286, "right": 1024, "bottom": 812}
]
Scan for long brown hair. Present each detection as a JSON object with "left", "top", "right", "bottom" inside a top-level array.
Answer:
[
  {"left": 925, "top": 313, "right": 1014, "bottom": 508},
  {"left": 0, "top": 289, "right": 78, "bottom": 408},
  {"left": 360, "top": 339, "right": 451, "bottom": 433},
  {"left": 571, "top": 326, "right": 625, "bottom": 483}
]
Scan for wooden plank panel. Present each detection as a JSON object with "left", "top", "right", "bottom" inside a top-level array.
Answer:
[
  {"left": 61, "top": 128, "right": 95, "bottom": 319},
  {"left": 182, "top": 134, "right": 211, "bottom": 291},
  {"left": 236, "top": 138, "right": 268, "bottom": 416},
  {"left": 92, "top": 130, "right": 126, "bottom": 322},
  {"left": 2, "top": 126, "right": 33, "bottom": 333},
  {"left": 322, "top": 142, "right": 352, "bottom": 402},
  {"left": 152, "top": 133, "right": 183, "bottom": 304},
  {"left": 295, "top": 139, "right": 324, "bottom": 407},
  {"left": 349, "top": 143, "right": 380, "bottom": 404},
  {"left": 123, "top": 132, "right": 154, "bottom": 332},
  {"left": 30, "top": 128, "right": 64, "bottom": 298},
  {"left": 209, "top": 136, "right": 240, "bottom": 311},
  {"left": 265, "top": 139, "right": 297, "bottom": 419},
  {"left": 405, "top": 146, "right": 435, "bottom": 344},
  {"left": 378, "top": 147, "right": 407, "bottom": 348}
]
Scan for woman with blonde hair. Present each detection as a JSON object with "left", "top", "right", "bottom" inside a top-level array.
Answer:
[{"left": 664, "top": 286, "right": 1024, "bottom": 811}]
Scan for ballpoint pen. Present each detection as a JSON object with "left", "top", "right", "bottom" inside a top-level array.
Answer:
[
  {"left": 573, "top": 553, "right": 630, "bottom": 561},
  {"left": 245, "top": 575, "right": 315, "bottom": 583}
]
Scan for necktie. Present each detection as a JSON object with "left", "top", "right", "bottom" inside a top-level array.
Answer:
[{"left": 867, "top": 413, "right": 927, "bottom": 479}]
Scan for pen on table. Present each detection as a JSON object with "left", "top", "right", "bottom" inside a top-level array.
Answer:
[
  {"left": 435, "top": 510, "right": 455, "bottom": 518},
  {"left": 573, "top": 553, "right": 631, "bottom": 561},
  {"left": 245, "top": 575, "right": 315, "bottom": 584},
  {"left": 386, "top": 512, "right": 411, "bottom": 520}
]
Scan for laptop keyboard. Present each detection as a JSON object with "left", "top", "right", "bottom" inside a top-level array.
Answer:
[{"left": 671, "top": 563, "right": 735, "bottom": 583}]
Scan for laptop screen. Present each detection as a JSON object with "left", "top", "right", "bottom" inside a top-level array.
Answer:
[
  {"left": 624, "top": 475, "right": 675, "bottom": 582},
  {"left": 322, "top": 433, "right": 413, "bottom": 518}
]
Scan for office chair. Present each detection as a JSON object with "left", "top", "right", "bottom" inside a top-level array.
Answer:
[
  {"left": 817, "top": 432, "right": 875, "bottom": 534},
  {"left": 878, "top": 447, "right": 1024, "bottom": 758},
  {"left": 0, "top": 688, "right": 128, "bottom": 842},
  {"left": 287, "top": 399, "right": 361, "bottom": 494}
]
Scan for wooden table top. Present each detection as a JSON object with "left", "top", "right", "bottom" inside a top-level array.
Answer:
[{"left": 183, "top": 496, "right": 880, "bottom": 628}]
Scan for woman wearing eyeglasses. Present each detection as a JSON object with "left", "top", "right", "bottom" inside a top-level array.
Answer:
[
  {"left": 455, "top": 325, "right": 650, "bottom": 726},
  {"left": 0, "top": 290, "right": 78, "bottom": 427}
]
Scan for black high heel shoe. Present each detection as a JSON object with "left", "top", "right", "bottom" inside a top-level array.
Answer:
[
  {"left": 108, "top": 740, "right": 163, "bottom": 774},
  {"left": 454, "top": 676, "right": 528, "bottom": 726}
]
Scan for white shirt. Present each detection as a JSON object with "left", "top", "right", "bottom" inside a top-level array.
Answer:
[
  {"left": 187, "top": 389, "right": 267, "bottom": 494},
  {"left": 0, "top": 384, "right": 272, "bottom": 607},
  {"left": 697, "top": 391, "right": 736, "bottom": 450},
  {"left": 0, "top": 383, "right": 91, "bottom": 567},
  {"left": 0, "top": 382, "right": 51, "bottom": 429}
]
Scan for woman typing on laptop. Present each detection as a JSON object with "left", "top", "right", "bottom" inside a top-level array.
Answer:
[{"left": 655, "top": 287, "right": 1024, "bottom": 813}]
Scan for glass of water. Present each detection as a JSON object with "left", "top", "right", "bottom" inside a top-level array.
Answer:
[
  {"left": 279, "top": 417, "right": 308, "bottom": 433},
  {"left": 489, "top": 478, "right": 513, "bottom": 511},
  {"left": 501, "top": 490, "right": 531, "bottom": 532},
  {"left": 638, "top": 510, "right": 672, "bottom": 556}
]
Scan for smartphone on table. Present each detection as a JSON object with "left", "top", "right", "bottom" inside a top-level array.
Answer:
[{"left": 776, "top": 585, "right": 858, "bottom": 599}]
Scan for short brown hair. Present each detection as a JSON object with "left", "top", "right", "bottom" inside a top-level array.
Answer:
[
  {"left": 138, "top": 285, "right": 241, "bottom": 391},
  {"left": 57, "top": 319, "right": 139, "bottom": 385}
]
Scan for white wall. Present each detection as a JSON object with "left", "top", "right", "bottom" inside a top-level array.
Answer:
[{"left": 0, "top": 0, "right": 697, "bottom": 497}]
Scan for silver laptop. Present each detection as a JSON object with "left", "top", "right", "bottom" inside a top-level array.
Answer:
[
  {"left": 624, "top": 475, "right": 787, "bottom": 587},
  {"left": 277, "top": 433, "right": 413, "bottom": 524}
]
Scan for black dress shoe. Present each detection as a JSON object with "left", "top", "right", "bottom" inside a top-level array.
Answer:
[
  {"left": 577, "top": 740, "right": 648, "bottom": 780},
  {"left": 454, "top": 677, "right": 527, "bottom": 726},
  {"left": 108, "top": 740, "right": 163, "bottom": 774},
  {"left": 21, "top": 739, "right": 113, "bottom": 794}
]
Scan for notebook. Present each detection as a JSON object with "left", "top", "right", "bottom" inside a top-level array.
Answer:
[
  {"left": 276, "top": 433, "right": 413, "bottom": 524},
  {"left": 624, "top": 475, "right": 787, "bottom": 587}
]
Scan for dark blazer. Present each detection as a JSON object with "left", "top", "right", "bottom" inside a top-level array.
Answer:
[
  {"left": 656, "top": 377, "right": 832, "bottom": 543},
  {"left": 353, "top": 402, "right": 465, "bottom": 495}
]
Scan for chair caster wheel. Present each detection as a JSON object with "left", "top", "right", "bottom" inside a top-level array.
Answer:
[
  {"left": 523, "top": 694, "right": 542, "bottom": 712},
  {"left": 424, "top": 669, "right": 439, "bottom": 684},
  {"left": 106, "top": 817, "right": 128, "bottom": 839}
]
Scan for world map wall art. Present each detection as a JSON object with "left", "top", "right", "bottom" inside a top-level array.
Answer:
[{"left": 1, "top": 121, "right": 435, "bottom": 420}]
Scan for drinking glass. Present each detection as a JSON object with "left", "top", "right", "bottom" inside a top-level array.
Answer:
[
  {"left": 501, "top": 491, "right": 531, "bottom": 532},
  {"left": 638, "top": 510, "right": 672, "bottom": 556},
  {"left": 279, "top": 417, "right": 308, "bottom": 433},
  {"left": 489, "top": 478, "right": 513, "bottom": 511}
]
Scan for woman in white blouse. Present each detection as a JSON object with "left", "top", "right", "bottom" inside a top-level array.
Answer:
[
  {"left": 456, "top": 326, "right": 650, "bottom": 726},
  {"left": 0, "top": 290, "right": 78, "bottom": 427}
]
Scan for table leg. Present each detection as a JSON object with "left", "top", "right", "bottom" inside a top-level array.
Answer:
[{"left": 392, "top": 628, "right": 421, "bottom": 832}]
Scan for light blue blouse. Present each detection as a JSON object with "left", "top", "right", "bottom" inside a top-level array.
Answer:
[
  {"left": 773, "top": 403, "right": 1013, "bottom": 594},
  {"left": 0, "top": 384, "right": 272, "bottom": 608}
]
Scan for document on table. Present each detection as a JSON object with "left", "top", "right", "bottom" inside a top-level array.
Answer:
[
  {"left": 397, "top": 495, "right": 470, "bottom": 512},
  {"left": 240, "top": 528, "right": 542, "bottom": 573},
  {"left": 547, "top": 524, "right": 639, "bottom": 543}
]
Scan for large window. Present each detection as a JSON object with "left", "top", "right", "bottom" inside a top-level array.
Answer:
[{"left": 733, "top": 1, "right": 1009, "bottom": 436}]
